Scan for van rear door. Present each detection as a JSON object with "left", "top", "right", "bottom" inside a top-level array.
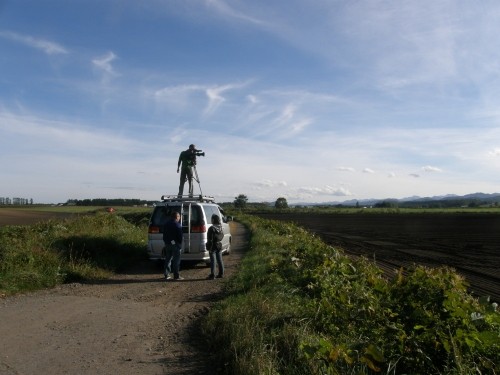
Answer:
[{"left": 180, "top": 204, "right": 205, "bottom": 253}]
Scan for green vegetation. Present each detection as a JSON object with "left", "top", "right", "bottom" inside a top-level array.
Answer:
[
  {"left": 275, "top": 197, "right": 289, "bottom": 209},
  {"left": 234, "top": 194, "right": 249, "bottom": 209},
  {"left": 202, "top": 214, "right": 500, "bottom": 375},
  {"left": 0, "top": 211, "right": 149, "bottom": 296},
  {"left": 65, "top": 198, "right": 154, "bottom": 206},
  {"left": 230, "top": 205, "right": 500, "bottom": 215},
  {"left": 2, "top": 206, "right": 499, "bottom": 373}
]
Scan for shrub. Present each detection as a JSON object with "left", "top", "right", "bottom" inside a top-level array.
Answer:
[
  {"left": 0, "top": 213, "right": 147, "bottom": 295},
  {"left": 203, "top": 214, "right": 500, "bottom": 375}
]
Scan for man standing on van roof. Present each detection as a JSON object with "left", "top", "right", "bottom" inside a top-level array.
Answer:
[{"left": 177, "top": 144, "right": 196, "bottom": 198}]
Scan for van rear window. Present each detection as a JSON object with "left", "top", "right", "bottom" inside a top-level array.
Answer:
[
  {"left": 151, "top": 206, "right": 181, "bottom": 227},
  {"left": 151, "top": 204, "right": 203, "bottom": 229}
]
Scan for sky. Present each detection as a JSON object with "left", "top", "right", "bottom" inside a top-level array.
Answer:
[{"left": 1, "top": 0, "right": 500, "bottom": 204}]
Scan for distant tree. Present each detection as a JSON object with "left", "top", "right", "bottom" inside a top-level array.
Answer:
[
  {"left": 275, "top": 197, "right": 288, "bottom": 209},
  {"left": 234, "top": 194, "right": 248, "bottom": 209},
  {"left": 374, "top": 200, "right": 398, "bottom": 208}
]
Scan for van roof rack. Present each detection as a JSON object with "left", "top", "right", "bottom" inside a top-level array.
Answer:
[{"left": 160, "top": 195, "right": 215, "bottom": 203}]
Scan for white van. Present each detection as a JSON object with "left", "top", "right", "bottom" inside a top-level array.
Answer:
[{"left": 147, "top": 195, "right": 231, "bottom": 264}]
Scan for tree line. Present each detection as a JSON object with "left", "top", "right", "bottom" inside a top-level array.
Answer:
[
  {"left": 0, "top": 197, "right": 33, "bottom": 205},
  {"left": 65, "top": 198, "right": 153, "bottom": 206}
]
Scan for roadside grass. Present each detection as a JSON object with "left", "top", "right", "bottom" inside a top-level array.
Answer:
[
  {"left": 202, "top": 214, "right": 500, "bottom": 375},
  {"left": 0, "top": 211, "right": 150, "bottom": 296}
]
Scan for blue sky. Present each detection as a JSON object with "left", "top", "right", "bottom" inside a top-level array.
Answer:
[{"left": 1, "top": 0, "right": 500, "bottom": 204}]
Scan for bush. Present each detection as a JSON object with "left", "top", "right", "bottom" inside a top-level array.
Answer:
[
  {"left": 202, "top": 214, "right": 500, "bottom": 375},
  {"left": 0, "top": 213, "right": 147, "bottom": 295}
]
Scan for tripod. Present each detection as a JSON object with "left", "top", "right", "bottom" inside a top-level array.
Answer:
[{"left": 193, "top": 165, "right": 203, "bottom": 196}]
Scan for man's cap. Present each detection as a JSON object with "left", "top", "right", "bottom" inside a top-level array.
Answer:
[{"left": 189, "top": 144, "right": 195, "bottom": 149}]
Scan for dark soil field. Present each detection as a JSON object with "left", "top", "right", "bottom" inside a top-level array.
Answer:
[
  {"left": 0, "top": 208, "right": 74, "bottom": 226},
  {"left": 257, "top": 212, "right": 500, "bottom": 302}
]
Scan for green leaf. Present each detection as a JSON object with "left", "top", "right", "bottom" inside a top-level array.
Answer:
[{"left": 365, "top": 344, "right": 385, "bottom": 362}]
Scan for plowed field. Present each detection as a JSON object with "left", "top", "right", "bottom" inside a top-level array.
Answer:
[{"left": 256, "top": 212, "right": 500, "bottom": 302}]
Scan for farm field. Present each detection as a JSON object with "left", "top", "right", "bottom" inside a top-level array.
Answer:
[
  {"left": 256, "top": 212, "right": 500, "bottom": 302},
  {"left": 0, "top": 207, "right": 76, "bottom": 226},
  {"left": 0, "top": 206, "right": 149, "bottom": 227}
]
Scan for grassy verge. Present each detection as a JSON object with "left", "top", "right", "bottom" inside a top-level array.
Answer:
[
  {"left": 202, "top": 214, "right": 500, "bottom": 375},
  {"left": 0, "top": 211, "right": 149, "bottom": 296}
]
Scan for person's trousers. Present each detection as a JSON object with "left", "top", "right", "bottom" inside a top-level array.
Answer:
[
  {"left": 164, "top": 243, "right": 182, "bottom": 278},
  {"left": 178, "top": 167, "right": 194, "bottom": 197},
  {"left": 209, "top": 250, "right": 224, "bottom": 276}
]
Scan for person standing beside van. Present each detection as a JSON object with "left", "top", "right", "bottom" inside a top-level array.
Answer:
[
  {"left": 206, "top": 214, "right": 225, "bottom": 279},
  {"left": 163, "top": 211, "right": 184, "bottom": 280}
]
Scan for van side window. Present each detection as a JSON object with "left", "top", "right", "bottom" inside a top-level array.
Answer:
[{"left": 204, "top": 205, "right": 219, "bottom": 223}]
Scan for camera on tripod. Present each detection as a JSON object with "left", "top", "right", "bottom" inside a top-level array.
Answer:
[{"left": 193, "top": 149, "right": 205, "bottom": 157}]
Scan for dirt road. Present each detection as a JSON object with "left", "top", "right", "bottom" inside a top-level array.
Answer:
[{"left": 0, "top": 222, "right": 248, "bottom": 375}]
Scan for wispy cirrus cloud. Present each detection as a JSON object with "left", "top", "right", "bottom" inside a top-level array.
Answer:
[
  {"left": 204, "top": 0, "right": 265, "bottom": 25},
  {"left": 92, "top": 51, "right": 119, "bottom": 76},
  {"left": 0, "top": 30, "right": 68, "bottom": 55},
  {"left": 154, "top": 81, "right": 248, "bottom": 116},
  {"left": 204, "top": 83, "right": 243, "bottom": 115}
]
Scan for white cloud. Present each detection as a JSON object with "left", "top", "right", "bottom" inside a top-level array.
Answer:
[
  {"left": 363, "top": 168, "right": 375, "bottom": 173},
  {"left": 253, "top": 179, "right": 288, "bottom": 189},
  {"left": 297, "top": 185, "right": 352, "bottom": 197},
  {"left": 92, "top": 51, "right": 118, "bottom": 75},
  {"left": 154, "top": 81, "right": 248, "bottom": 116},
  {"left": 154, "top": 84, "right": 205, "bottom": 112},
  {"left": 204, "top": 84, "right": 238, "bottom": 115},
  {"left": 0, "top": 112, "right": 142, "bottom": 156},
  {"left": 204, "top": 0, "right": 264, "bottom": 25},
  {"left": 388, "top": 172, "right": 396, "bottom": 178},
  {"left": 489, "top": 148, "right": 500, "bottom": 156},
  {"left": 0, "top": 30, "right": 68, "bottom": 55},
  {"left": 338, "top": 166, "right": 356, "bottom": 172},
  {"left": 422, "top": 165, "right": 443, "bottom": 172},
  {"left": 409, "top": 173, "right": 420, "bottom": 178},
  {"left": 247, "top": 94, "right": 258, "bottom": 104}
]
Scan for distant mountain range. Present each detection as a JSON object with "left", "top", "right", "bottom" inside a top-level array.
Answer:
[{"left": 324, "top": 192, "right": 500, "bottom": 207}]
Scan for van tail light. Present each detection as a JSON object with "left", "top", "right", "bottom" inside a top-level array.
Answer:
[
  {"left": 191, "top": 225, "right": 207, "bottom": 233},
  {"left": 148, "top": 225, "right": 160, "bottom": 234}
]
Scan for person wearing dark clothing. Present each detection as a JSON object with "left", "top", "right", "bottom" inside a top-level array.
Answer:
[
  {"left": 163, "top": 211, "right": 184, "bottom": 280},
  {"left": 177, "top": 144, "right": 197, "bottom": 197},
  {"left": 206, "top": 214, "right": 225, "bottom": 279}
]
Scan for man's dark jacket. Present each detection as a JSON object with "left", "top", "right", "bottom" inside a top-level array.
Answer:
[{"left": 163, "top": 219, "right": 183, "bottom": 245}]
